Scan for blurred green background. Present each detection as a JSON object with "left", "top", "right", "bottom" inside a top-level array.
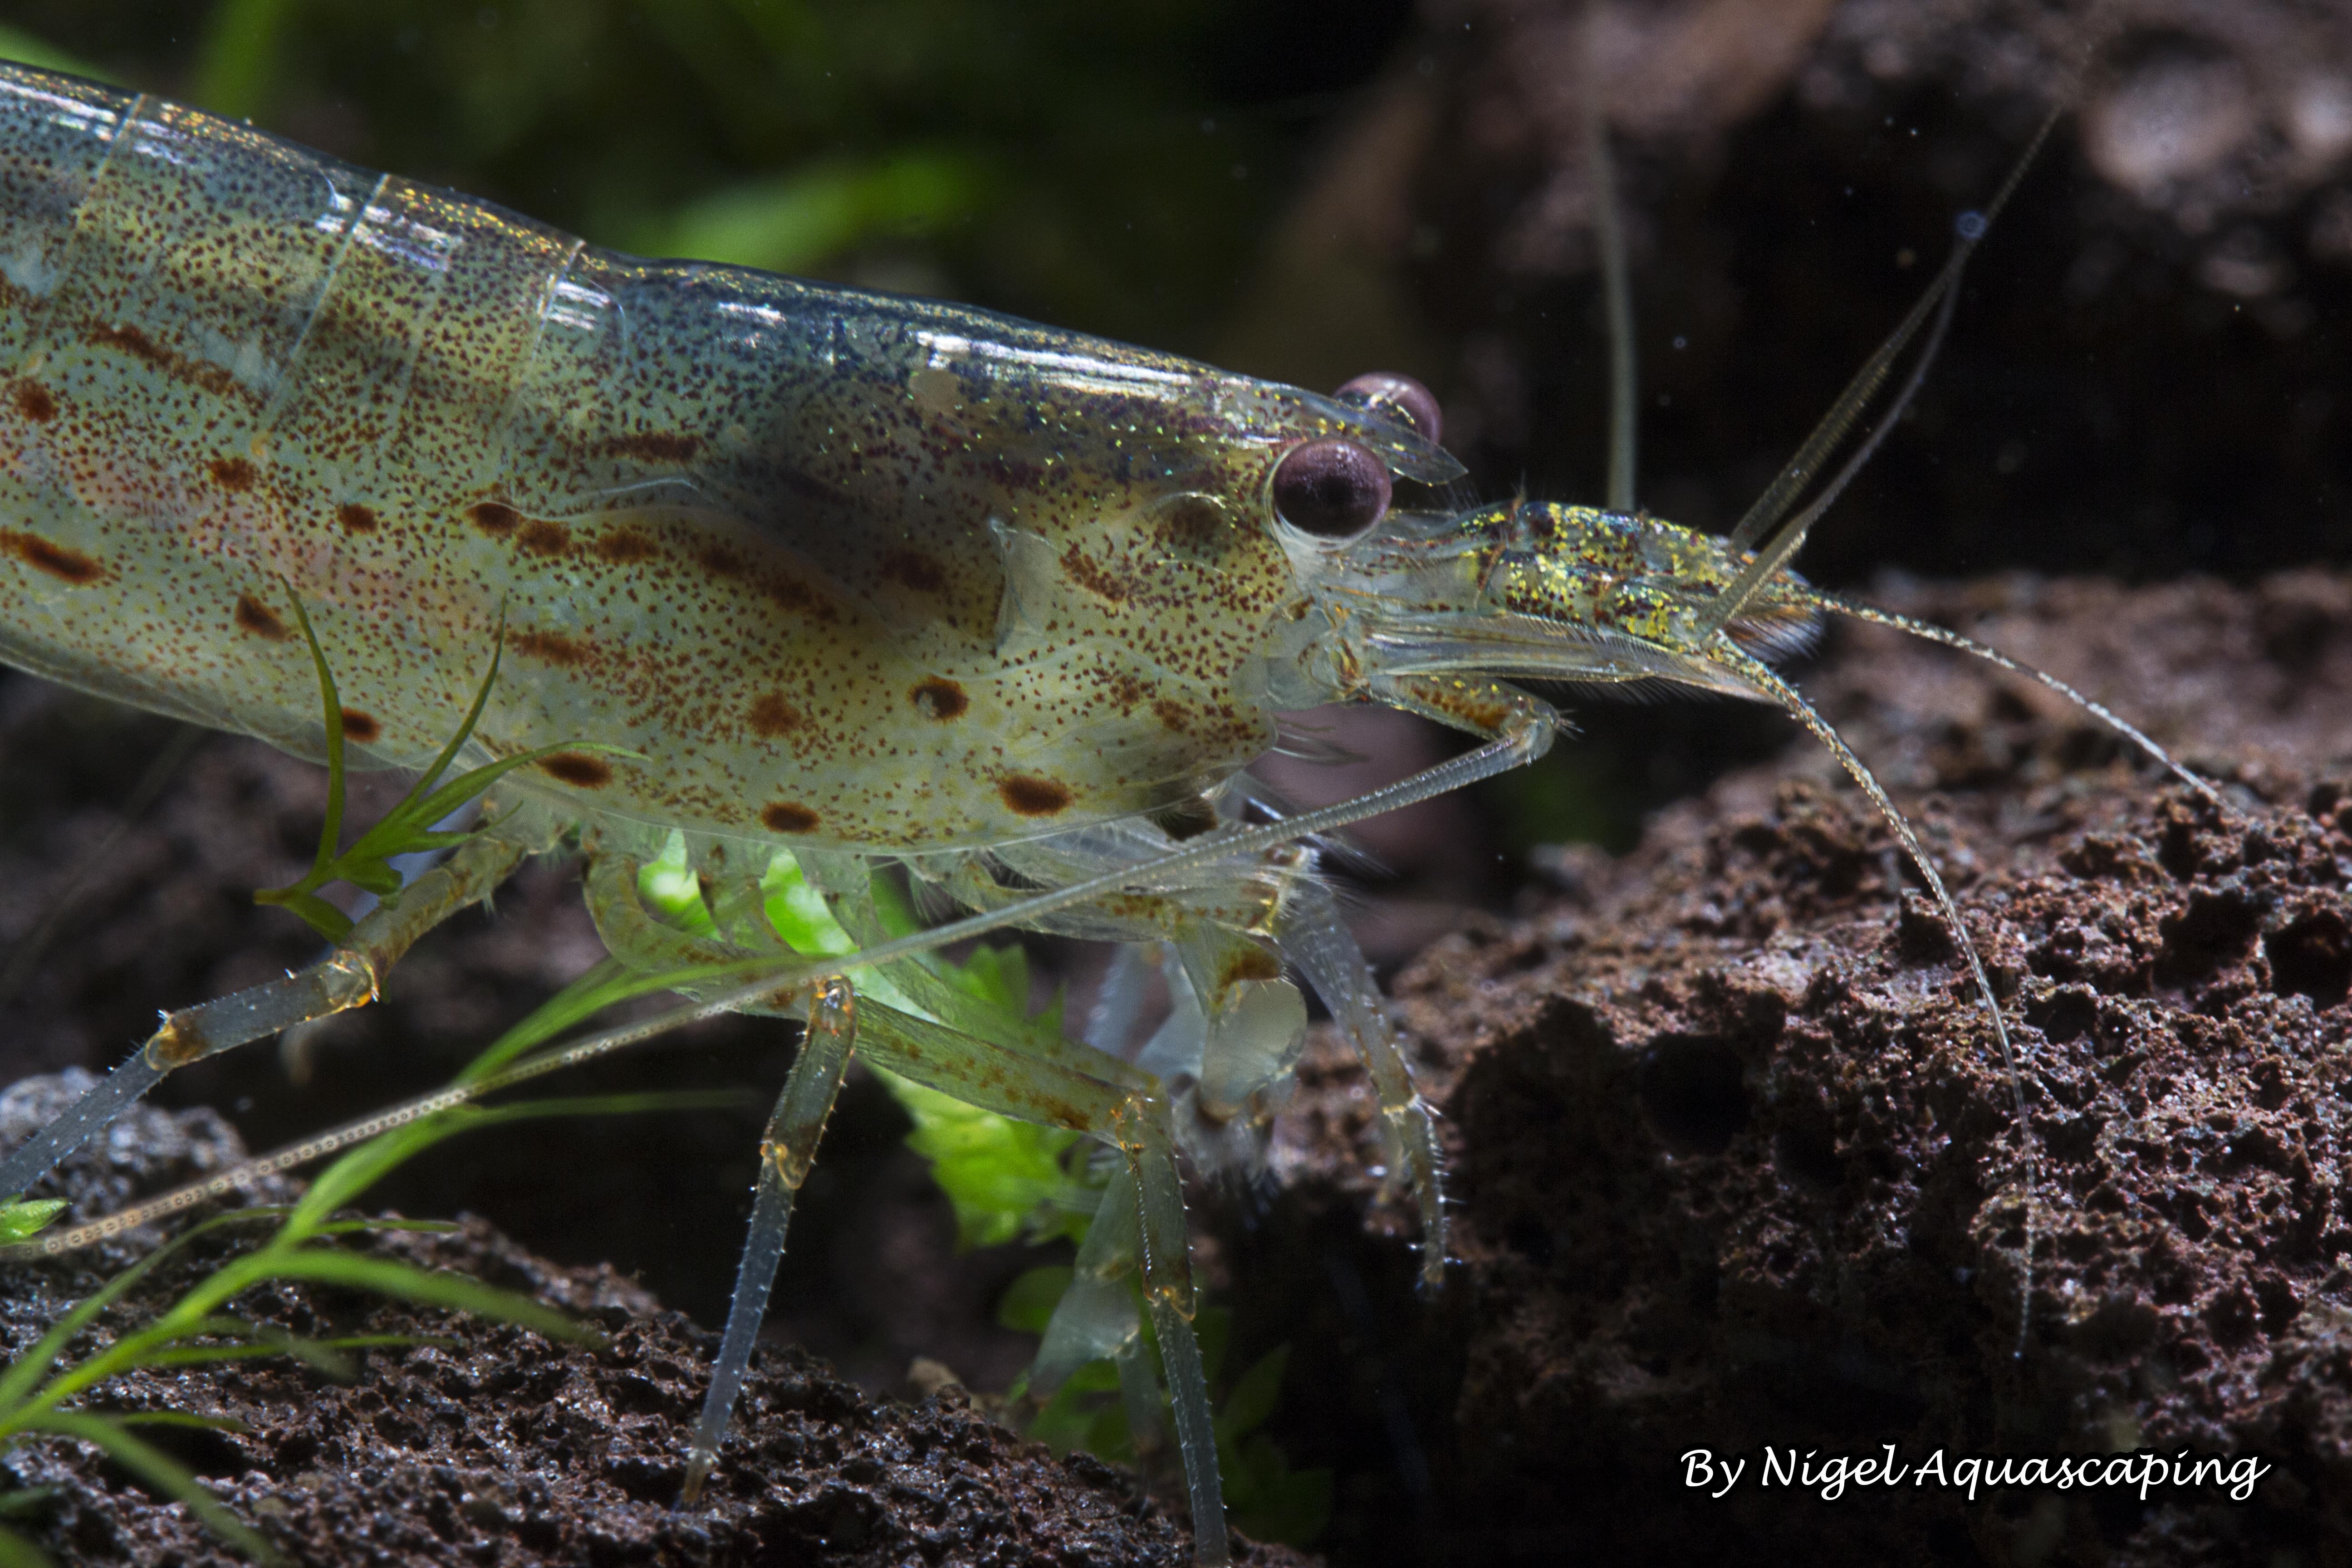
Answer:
[{"left": 0, "top": 0, "right": 1412, "bottom": 361}]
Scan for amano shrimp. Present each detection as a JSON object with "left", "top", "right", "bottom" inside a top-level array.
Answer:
[{"left": 0, "top": 56, "right": 2223, "bottom": 1565}]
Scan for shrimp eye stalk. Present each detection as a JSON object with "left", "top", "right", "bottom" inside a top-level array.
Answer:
[{"left": 1335, "top": 371, "right": 1443, "bottom": 443}]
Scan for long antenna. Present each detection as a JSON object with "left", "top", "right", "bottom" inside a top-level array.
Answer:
[
  {"left": 1694, "top": 102, "right": 2066, "bottom": 643},
  {"left": 1583, "top": 0, "right": 1637, "bottom": 514}
]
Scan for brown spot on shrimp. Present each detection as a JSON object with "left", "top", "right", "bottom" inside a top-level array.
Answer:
[
  {"left": 879, "top": 548, "right": 947, "bottom": 594},
  {"left": 1152, "top": 699, "right": 1191, "bottom": 734},
  {"left": 510, "top": 630, "right": 593, "bottom": 667},
  {"left": 1000, "top": 775, "right": 1073, "bottom": 817},
  {"left": 208, "top": 456, "right": 256, "bottom": 491},
  {"left": 601, "top": 431, "right": 701, "bottom": 464},
  {"left": 232, "top": 592, "right": 291, "bottom": 640},
  {"left": 763, "top": 573, "right": 831, "bottom": 620},
  {"left": 2, "top": 530, "right": 105, "bottom": 585},
  {"left": 337, "top": 503, "right": 379, "bottom": 533},
  {"left": 538, "top": 752, "right": 612, "bottom": 788},
  {"left": 748, "top": 693, "right": 807, "bottom": 737},
  {"left": 593, "top": 526, "right": 660, "bottom": 564},
  {"left": 762, "top": 802, "right": 821, "bottom": 833},
  {"left": 86, "top": 322, "right": 242, "bottom": 401},
  {"left": 466, "top": 501, "right": 519, "bottom": 538},
  {"left": 696, "top": 542, "right": 746, "bottom": 578},
  {"left": 517, "top": 519, "right": 573, "bottom": 557},
  {"left": 1219, "top": 946, "right": 1285, "bottom": 990},
  {"left": 1059, "top": 544, "right": 1131, "bottom": 606},
  {"left": 12, "top": 381, "right": 54, "bottom": 421},
  {"left": 910, "top": 677, "right": 967, "bottom": 720},
  {"left": 337, "top": 708, "right": 381, "bottom": 743}
]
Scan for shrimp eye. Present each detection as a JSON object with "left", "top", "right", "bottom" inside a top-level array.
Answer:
[
  {"left": 1335, "top": 371, "right": 1442, "bottom": 443},
  {"left": 1272, "top": 439, "right": 1392, "bottom": 541}
]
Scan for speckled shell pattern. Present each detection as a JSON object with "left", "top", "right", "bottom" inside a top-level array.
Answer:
[{"left": 0, "top": 63, "right": 1450, "bottom": 857}]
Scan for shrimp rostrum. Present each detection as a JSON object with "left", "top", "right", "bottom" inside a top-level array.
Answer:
[{"left": 0, "top": 62, "right": 2217, "bottom": 1563}]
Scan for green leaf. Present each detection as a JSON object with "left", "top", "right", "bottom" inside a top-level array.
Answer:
[
  {"left": 284, "top": 1110, "right": 488, "bottom": 1236},
  {"left": 310, "top": 1219, "right": 460, "bottom": 1237},
  {"left": 111, "top": 1411, "right": 253, "bottom": 1435},
  {"left": 653, "top": 150, "right": 993, "bottom": 274},
  {"left": 874, "top": 1070, "right": 1093, "bottom": 1250},
  {"left": 0, "top": 1207, "right": 278, "bottom": 1414},
  {"left": 996, "top": 1266, "right": 1073, "bottom": 1334},
  {"left": 0, "top": 1202, "right": 64, "bottom": 1245},
  {"left": 22, "top": 1412, "right": 276, "bottom": 1564},
  {"left": 1227, "top": 1436, "right": 1333, "bottom": 1549},
  {"left": 191, "top": 0, "right": 300, "bottom": 119},
  {"left": 638, "top": 834, "right": 719, "bottom": 937},
  {"left": 1217, "top": 1344, "right": 1288, "bottom": 1443},
  {"left": 0, "top": 1520, "right": 52, "bottom": 1568},
  {"left": 0, "top": 25, "right": 115, "bottom": 82},
  {"left": 759, "top": 853, "right": 857, "bottom": 956},
  {"left": 253, "top": 598, "right": 637, "bottom": 942},
  {"left": 249, "top": 1252, "right": 583, "bottom": 1344},
  {"left": 454, "top": 959, "right": 686, "bottom": 1085}
]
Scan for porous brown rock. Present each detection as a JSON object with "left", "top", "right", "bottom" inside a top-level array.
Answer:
[{"left": 1229, "top": 570, "right": 2352, "bottom": 1565}]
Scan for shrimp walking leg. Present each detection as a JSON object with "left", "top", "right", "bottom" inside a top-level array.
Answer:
[
  {"left": 586, "top": 847, "right": 1236, "bottom": 1562},
  {"left": 1277, "top": 879, "right": 1450, "bottom": 1286},
  {"left": 0, "top": 813, "right": 549, "bottom": 1199},
  {"left": 682, "top": 976, "right": 857, "bottom": 1504}
]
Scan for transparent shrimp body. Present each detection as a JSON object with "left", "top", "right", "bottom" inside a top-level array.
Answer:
[
  {"left": 0, "top": 59, "right": 2223, "bottom": 1568},
  {"left": 0, "top": 62, "right": 1475, "bottom": 1564}
]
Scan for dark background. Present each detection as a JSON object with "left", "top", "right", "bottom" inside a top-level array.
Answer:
[{"left": 0, "top": 1, "right": 2346, "bottom": 1560}]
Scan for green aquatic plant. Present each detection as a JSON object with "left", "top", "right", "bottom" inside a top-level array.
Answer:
[
  {"left": 638, "top": 843, "right": 1332, "bottom": 1545},
  {"left": 0, "top": 606, "right": 738, "bottom": 1564},
  {"left": 0, "top": 1086, "right": 685, "bottom": 1566},
  {"left": 254, "top": 597, "right": 633, "bottom": 943}
]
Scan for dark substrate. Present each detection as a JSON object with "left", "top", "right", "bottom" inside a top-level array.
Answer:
[
  {"left": 0, "top": 1075, "right": 1308, "bottom": 1568},
  {"left": 1221, "top": 568, "right": 2352, "bottom": 1566}
]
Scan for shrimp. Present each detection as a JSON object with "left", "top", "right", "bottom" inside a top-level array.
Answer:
[{"left": 0, "top": 53, "right": 2223, "bottom": 1566}]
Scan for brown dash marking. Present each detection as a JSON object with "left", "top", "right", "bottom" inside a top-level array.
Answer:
[
  {"left": 879, "top": 548, "right": 947, "bottom": 594},
  {"left": 337, "top": 503, "right": 379, "bottom": 533},
  {"left": 600, "top": 431, "right": 701, "bottom": 463},
  {"left": 748, "top": 693, "right": 807, "bottom": 738},
  {"left": 762, "top": 573, "right": 833, "bottom": 622},
  {"left": 1, "top": 529, "right": 106, "bottom": 585},
  {"left": 466, "top": 501, "right": 519, "bottom": 538},
  {"left": 517, "top": 519, "right": 573, "bottom": 557},
  {"left": 11, "top": 382, "right": 54, "bottom": 422},
  {"left": 208, "top": 456, "right": 256, "bottom": 491},
  {"left": 762, "top": 802, "right": 821, "bottom": 833},
  {"left": 539, "top": 752, "right": 613, "bottom": 788},
  {"left": 509, "top": 630, "right": 593, "bottom": 668},
  {"left": 85, "top": 322, "right": 242, "bottom": 402},
  {"left": 910, "top": 677, "right": 968, "bottom": 721},
  {"left": 232, "top": 593, "right": 292, "bottom": 640},
  {"left": 1000, "top": 775, "right": 1073, "bottom": 817},
  {"left": 1059, "top": 543, "right": 1131, "bottom": 605},
  {"left": 337, "top": 708, "right": 382, "bottom": 743},
  {"left": 696, "top": 542, "right": 746, "bottom": 578},
  {"left": 593, "top": 526, "right": 660, "bottom": 564}
]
